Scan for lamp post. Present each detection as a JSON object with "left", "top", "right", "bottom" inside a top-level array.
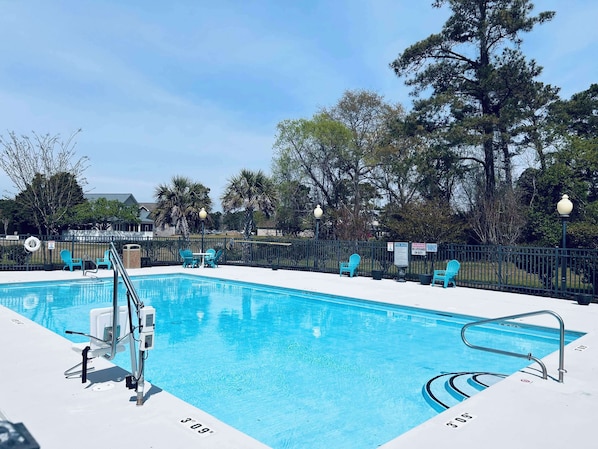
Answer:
[
  {"left": 556, "top": 194, "right": 573, "bottom": 295},
  {"left": 313, "top": 205, "right": 323, "bottom": 240},
  {"left": 199, "top": 207, "right": 207, "bottom": 253},
  {"left": 313, "top": 205, "right": 323, "bottom": 271}
]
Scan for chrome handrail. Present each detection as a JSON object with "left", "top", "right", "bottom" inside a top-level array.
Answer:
[
  {"left": 461, "top": 310, "right": 566, "bottom": 383},
  {"left": 108, "top": 242, "right": 146, "bottom": 405},
  {"left": 109, "top": 243, "right": 143, "bottom": 310}
]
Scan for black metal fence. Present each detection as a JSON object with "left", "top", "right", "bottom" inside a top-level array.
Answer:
[{"left": 1, "top": 235, "right": 595, "bottom": 301}]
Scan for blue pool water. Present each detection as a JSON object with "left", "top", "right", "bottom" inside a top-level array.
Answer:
[{"left": 0, "top": 275, "right": 583, "bottom": 449}]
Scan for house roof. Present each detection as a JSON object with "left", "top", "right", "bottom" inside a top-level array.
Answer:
[
  {"left": 84, "top": 194, "right": 156, "bottom": 224},
  {"left": 84, "top": 193, "right": 138, "bottom": 207},
  {"left": 139, "top": 202, "right": 156, "bottom": 212},
  {"left": 138, "top": 208, "right": 154, "bottom": 224}
]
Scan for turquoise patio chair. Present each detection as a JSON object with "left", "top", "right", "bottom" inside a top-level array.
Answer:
[
  {"left": 96, "top": 249, "right": 112, "bottom": 270},
  {"left": 205, "top": 249, "right": 223, "bottom": 268},
  {"left": 340, "top": 254, "right": 361, "bottom": 277},
  {"left": 61, "top": 249, "right": 83, "bottom": 271},
  {"left": 431, "top": 259, "right": 460, "bottom": 288},
  {"left": 179, "top": 249, "right": 198, "bottom": 268},
  {"left": 202, "top": 248, "right": 216, "bottom": 267}
]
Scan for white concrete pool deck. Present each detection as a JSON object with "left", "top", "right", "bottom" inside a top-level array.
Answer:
[{"left": 1, "top": 265, "right": 597, "bottom": 449}]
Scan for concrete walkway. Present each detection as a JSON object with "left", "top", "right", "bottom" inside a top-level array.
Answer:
[{"left": 1, "top": 266, "right": 596, "bottom": 449}]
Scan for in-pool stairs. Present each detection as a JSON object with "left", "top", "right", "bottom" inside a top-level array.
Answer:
[{"left": 423, "top": 371, "right": 507, "bottom": 411}]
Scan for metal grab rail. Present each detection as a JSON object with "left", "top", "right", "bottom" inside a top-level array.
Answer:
[
  {"left": 108, "top": 242, "right": 146, "bottom": 405},
  {"left": 109, "top": 242, "right": 143, "bottom": 310},
  {"left": 461, "top": 310, "right": 566, "bottom": 383}
]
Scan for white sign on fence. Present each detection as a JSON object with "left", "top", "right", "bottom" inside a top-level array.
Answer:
[
  {"left": 394, "top": 242, "right": 409, "bottom": 267},
  {"left": 412, "top": 242, "right": 426, "bottom": 256}
]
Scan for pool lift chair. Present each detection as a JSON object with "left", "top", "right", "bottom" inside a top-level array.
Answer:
[
  {"left": 64, "top": 306, "right": 131, "bottom": 379},
  {"left": 64, "top": 243, "right": 156, "bottom": 406}
]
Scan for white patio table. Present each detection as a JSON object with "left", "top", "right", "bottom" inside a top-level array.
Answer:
[{"left": 192, "top": 252, "right": 208, "bottom": 268}]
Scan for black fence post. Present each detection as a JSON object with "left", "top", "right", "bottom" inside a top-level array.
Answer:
[{"left": 498, "top": 245, "right": 503, "bottom": 288}]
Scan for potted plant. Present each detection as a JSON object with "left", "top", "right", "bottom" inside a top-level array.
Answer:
[
  {"left": 418, "top": 253, "right": 435, "bottom": 285},
  {"left": 372, "top": 268, "right": 384, "bottom": 280},
  {"left": 419, "top": 273, "right": 433, "bottom": 285},
  {"left": 372, "top": 258, "right": 390, "bottom": 280}
]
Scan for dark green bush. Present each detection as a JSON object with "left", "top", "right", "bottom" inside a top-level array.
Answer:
[{"left": 1, "top": 244, "right": 28, "bottom": 264}]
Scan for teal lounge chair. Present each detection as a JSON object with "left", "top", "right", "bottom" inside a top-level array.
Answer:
[
  {"left": 431, "top": 259, "right": 460, "bottom": 288},
  {"left": 96, "top": 249, "right": 112, "bottom": 270},
  {"left": 179, "top": 249, "right": 198, "bottom": 268},
  {"left": 340, "top": 254, "right": 361, "bottom": 277},
  {"left": 205, "top": 249, "right": 223, "bottom": 268},
  {"left": 61, "top": 249, "right": 83, "bottom": 271}
]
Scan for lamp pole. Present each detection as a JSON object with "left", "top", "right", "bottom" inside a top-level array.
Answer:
[
  {"left": 556, "top": 194, "right": 573, "bottom": 295},
  {"left": 314, "top": 204, "right": 323, "bottom": 240},
  {"left": 199, "top": 207, "right": 207, "bottom": 253},
  {"left": 313, "top": 205, "right": 323, "bottom": 270}
]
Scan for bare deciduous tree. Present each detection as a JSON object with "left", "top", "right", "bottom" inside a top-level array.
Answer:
[{"left": 0, "top": 130, "right": 88, "bottom": 234}]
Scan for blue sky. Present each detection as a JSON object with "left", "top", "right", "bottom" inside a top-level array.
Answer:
[{"left": 0, "top": 0, "right": 596, "bottom": 209}]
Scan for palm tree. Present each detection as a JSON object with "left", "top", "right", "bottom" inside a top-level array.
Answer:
[
  {"left": 154, "top": 176, "right": 211, "bottom": 242},
  {"left": 221, "top": 169, "right": 277, "bottom": 238}
]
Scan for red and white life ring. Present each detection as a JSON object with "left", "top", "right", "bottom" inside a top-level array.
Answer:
[{"left": 24, "top": 236, "right": 42, "bottom": 252}]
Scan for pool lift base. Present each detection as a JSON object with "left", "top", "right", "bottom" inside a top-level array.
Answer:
[{"left": 126, "top": 375, "right": 137, "bottom": 390}]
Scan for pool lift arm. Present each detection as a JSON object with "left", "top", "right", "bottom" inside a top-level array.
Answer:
[{"left": 108, "top": 243, "right": 155, "bottom": 406}]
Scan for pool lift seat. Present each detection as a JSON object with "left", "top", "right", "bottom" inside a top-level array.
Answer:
[{"left": 64, "top": 306, "right": 132, "bottom": 382}]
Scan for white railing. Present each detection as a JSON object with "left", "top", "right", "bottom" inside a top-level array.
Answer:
[{"left": 62, "top": 230, "right": 154, "bottom": 241}]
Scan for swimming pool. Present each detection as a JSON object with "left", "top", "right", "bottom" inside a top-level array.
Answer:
[{"left": 0, "top": 275, "right": 583, "bottom": 449}]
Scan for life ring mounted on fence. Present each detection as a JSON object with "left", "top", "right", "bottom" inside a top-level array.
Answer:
[{"left": 24, "top": 236, "right": 42, "bottom": 252}]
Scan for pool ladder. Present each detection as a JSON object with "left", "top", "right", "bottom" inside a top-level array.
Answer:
[{"left": 461, "top": 310, "right": 566, "bottom": 383}]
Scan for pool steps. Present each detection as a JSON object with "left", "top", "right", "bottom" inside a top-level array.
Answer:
[{"left": 423, "top": 371, "right": 507, "bottom": 412}]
